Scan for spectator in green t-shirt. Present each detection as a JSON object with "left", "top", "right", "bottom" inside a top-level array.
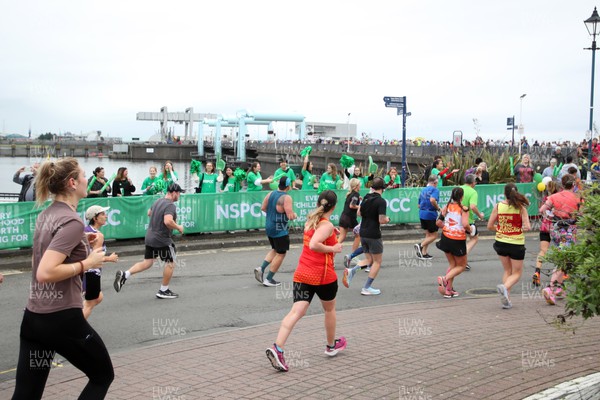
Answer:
[
  {"left": 318, "top": 163, "right": 343, "bottom": 194},
  {"left": 300, "top": 155, "right": 316, "bottom": 190},
  {"left": 431, "top": 159, "right": 459, "bottom": 188},
  {"left": 142, "top": 166, "right": 161, "bottom": 195},
  {"left": 160, "top": 161, "right": 179, "bottom": 191},
  {"left": 246, "top": 162, "right": 273, "bottom": 191},
  {"left": 273, "top": 158, "right": 297, "bottom": 190},
  {"left": 460, "top": 174, "right": 485, "bottom": 271},
  {"left": 221, "top": 167, "right": 241, "bottom": 193},
  {"left": 196, "top": 161, "right": 219, "bottom": 194},
  {"left": 345, "top": 165, "right": 371, "bottom": 188},
  {"left": 383, "top": 167, "right": 401, "bottom": 189}
]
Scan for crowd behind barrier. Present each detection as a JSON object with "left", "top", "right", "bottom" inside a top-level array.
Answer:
[{"left": 0, "top": 183, "right": 538, "bottom": 250}]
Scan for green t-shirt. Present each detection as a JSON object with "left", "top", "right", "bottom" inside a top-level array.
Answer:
[
  {"left": 221, "top": 177, "right": 240, "bottom": 193},
  {"left": 301, "top": 170, "right": 316, "bottom": 191},
  {"left": 246, "top": 171, "right": 263, "bottom": 191},
  {"left": 431, "top": 167, "right": 443, "bottom": 188},
  {"left": 460, "top": 184, "right": 479, "bottom": 223},
  {"left": 142, "top": 176, "right": 161, "bottom": 195},
  {"left": 384, "top": 174, "right": 401, "bottom": 187},
  {"left": 318, "top": 172, "right": 342, "bottom": 194},
  {"left": 355, "top": 175, "right": 369, "bottom": 187},
  {"left": 199, "top": 173, "right": 218, "bottom": 194},
  {"left": 274, "top": 168, "right": 296, "bottom": 185},
  {"left": 160, "top": 171, "right": 179, "bottom": 192}
]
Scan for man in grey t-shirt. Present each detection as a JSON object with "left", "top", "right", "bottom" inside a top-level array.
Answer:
[{"left": 113, "top": 183, "right": 185, "bottom": 299}]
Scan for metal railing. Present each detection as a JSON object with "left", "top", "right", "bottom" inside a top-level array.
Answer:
[{"left": 0, "top": 193, "right": 19, "bottom": 202}]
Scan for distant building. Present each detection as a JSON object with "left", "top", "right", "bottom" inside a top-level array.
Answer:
[{"left": 300, "top": 121, "right": 357, "bottom": 141}]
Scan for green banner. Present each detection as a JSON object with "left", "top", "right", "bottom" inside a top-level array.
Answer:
[{"left": 0, "top": 183, "right": 538, "bottom": 250}]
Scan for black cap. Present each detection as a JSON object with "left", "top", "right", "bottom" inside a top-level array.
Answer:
[
  {"left": 278, "top": 176, "right": 291, "bottom": 190},
  {"left": 167, "top": 183, "right": 185, "bottom": 193}
]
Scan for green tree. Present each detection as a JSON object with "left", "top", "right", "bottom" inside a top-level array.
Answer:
[
  {"left": 38, "top": 132, "right": 54, "bottom": 140},
  {"left": 543, "top": 184, "right": 600, "bottom": 322}
]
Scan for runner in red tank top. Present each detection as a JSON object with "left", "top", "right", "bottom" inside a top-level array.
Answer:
[{"left": 266, "top": 191, "right": 347, "bottom": 372}]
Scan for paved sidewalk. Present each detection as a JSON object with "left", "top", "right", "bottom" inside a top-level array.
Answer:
[{"left": 1, "top": 296, "right": 598, "bottom": 399}]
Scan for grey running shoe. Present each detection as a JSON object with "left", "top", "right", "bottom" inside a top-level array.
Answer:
[
  {"left": 343, "top": 254, "right": 352, "bottom": 269},
  {"left": 496, "top": 284, "right": 509, "bottom": 307},
  {"left": 114, "top": 270, "right": 127, "bottom": 292},
  {"left": 414, "top": 243, "right": 423, "bottom": 258},
  {"left": 254, "top": 267, "right": 264, "bottom": 284},
  {"left": 263, "top": 278, "right": 281, "bottom": 287},
  {"left": 156, "top": 289, "right": 179, "bottom": 299}
]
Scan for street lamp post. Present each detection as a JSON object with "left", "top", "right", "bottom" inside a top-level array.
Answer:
[
  {"left": 585, "top": 7, "right": 600, "bottom": 181},
  {"left": 518, "top": 94, "right": 527, "bottom": 156},
  {"left": 346, "top": 113, "right": 351, "bottom": 152}
]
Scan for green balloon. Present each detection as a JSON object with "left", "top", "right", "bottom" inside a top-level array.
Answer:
[{"left": 533, "top": 173, "right": 543, "bottom": 183}]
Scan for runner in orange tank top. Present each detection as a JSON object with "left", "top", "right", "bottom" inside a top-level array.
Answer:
[
  {"left": 435, "top": 187, "right": 472, "bottom": 298},
  {"left": 266, "top": 191, "right": 347, "bottom": 372}
]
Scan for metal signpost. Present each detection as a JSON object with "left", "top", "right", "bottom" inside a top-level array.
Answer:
[{"left": 383, "top": 96, "right": 409, "bottom": 186}]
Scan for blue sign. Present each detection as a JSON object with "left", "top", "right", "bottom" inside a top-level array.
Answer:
[
  {"left": 386, "top": 103, "right": 404, "bottom": 108},
  {"left": 383, "top": 96, "right": 405, "bottom": 103}
]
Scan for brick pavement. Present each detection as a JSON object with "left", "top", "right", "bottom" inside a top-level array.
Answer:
[{"left": 1, "top": 296, "right": 598, "bottom": 400}]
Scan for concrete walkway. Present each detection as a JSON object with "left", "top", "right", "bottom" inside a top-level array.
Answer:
[{"left": 1, "top": 295, "right": 598, "bottom": 399}]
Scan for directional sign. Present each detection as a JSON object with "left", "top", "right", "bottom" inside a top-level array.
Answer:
[
  {"left": 386, "top": 103, "right": 404, "bottom": 108},
  {"left": 383, "top": 96, "right": 405, "bottom": 103}
]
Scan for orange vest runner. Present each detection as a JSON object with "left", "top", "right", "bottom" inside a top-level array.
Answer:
[
  {"left": 442, "top": 202, "right": 466, "bottom": 241},
  {"left": 293, "top": 219, "right": 338, "bottom": 286}
]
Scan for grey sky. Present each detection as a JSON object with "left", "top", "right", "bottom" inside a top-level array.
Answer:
[{"left": 1, "top": 0, "right": 599, "bottom": 143}]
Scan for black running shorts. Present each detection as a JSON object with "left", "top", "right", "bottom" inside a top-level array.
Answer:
[
  {"left": 420, "top": 218, "right": 439, "bottom": 233},
  {"left": 83, "top": 271, "right": 101, "bottom": 301},
  {"left": 144, "top": 244, "right": 176, "bottom": 262},
  {"left": 493, "top": 240, "right": 526, "bottom": 261},
  {"left": 293, "top": 280, "right": 338, "bottom": 303},
  {"left": 436, "top": 234, "right": 467, "bottom": 257},
  {"left": 268, "top": 235, "right": 290, "bottom": 254},
  {"left": 339, "top": 214, "right": 359, "bottom": 229}
]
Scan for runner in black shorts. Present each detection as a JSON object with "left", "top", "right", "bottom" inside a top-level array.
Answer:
[
  {"left": 415, "top": 175, "right": 440, "bottom": 260},
  {"left": 254, "top": 177, "right": 297, "bottom": 287},
  {"left": 113, "top": 184, "right": 185, "bottom": 299},
  {"left": 338, "top": 178, "right": 361, "bottom": 244},
  {"left": 266, "top": 190, "right": 346, "bottom": 373},
  {"left": 487, "top": 183, "right": 531, "bottom": 309}
]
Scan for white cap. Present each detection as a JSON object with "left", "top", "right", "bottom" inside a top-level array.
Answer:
[{"left": 85, "top": 205, "right": 110, "bottom": 221}]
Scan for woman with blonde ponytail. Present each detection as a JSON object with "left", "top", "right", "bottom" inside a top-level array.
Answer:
[
  {"left": 13, "top": 158, "right": 113, "bottom": 399},
  {"left": 338, "top": 178, "right": 362, "bottom": 244},
  {"left": 267, "top": 190, "right": 346, "bottom": 372}
]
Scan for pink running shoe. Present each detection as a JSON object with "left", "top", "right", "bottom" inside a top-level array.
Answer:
[
  {"left": 325, "top": 337, "right": 347, "bottom": 356},
  {"left": 266, "top": 344, "right": 289, "bottom": 372},
  {"left": 437, "top": 276, "right": 448, "bottom": 296},
  {"left": 542, "top": 287, "right": 556, "bottom": 306},
  {"left": 553, "top": 286, "right": 565, "bottom": 299}
]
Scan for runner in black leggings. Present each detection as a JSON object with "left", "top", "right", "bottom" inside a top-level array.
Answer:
[{"left": 12, "top": 158, "right": 113, "bottom": 400}]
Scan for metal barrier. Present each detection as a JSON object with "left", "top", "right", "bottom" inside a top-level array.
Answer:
[{"left": 0, "top": 193, "right": 19, "bottom": 202}]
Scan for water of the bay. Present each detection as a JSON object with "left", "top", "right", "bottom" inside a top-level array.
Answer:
[{"left": 1, "top": 156, "right": 198, "bottom": 196}]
